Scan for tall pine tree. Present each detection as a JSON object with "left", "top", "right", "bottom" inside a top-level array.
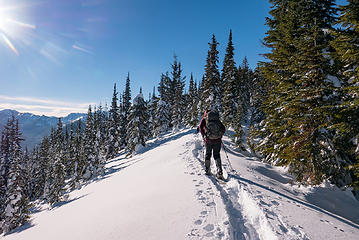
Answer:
[
  {"left": 0, "top": 116, "right": 30, "bottom": 233},
  {"left": 107, "top": 84, "right": 121, "bottom": 158},
  {"left": 202, "top": 34, "right": 222, "bottom": 112},
  {"left": 127, "top": 92, "right": 150, "bottom": 153},
  {"left": 331, "top": 0, "right": 359, "bottom": 188},
  {"left": 222, "top": 30, "right": 238, "bottom": 127},
  {"left": 170, "top": 55, "right": 186, "bottom": 128},
  {"left": 154, "top": 73, "right": 172, "bottom": 135},
  {"left": 259, "top": 0, "right": 347, "bottom": 184},
  {"left": 120, "top": 73, "right": 132, "bottom": 148}
]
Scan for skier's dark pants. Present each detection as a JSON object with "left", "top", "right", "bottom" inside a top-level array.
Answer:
[{"left": 205, "top": 142, "right": 223, "bottom": 174}]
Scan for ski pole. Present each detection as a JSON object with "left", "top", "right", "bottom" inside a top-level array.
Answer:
[{"left": 221, "top": 141, "right": 235, "bottom": 173}]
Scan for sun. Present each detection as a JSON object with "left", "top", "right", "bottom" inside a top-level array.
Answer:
[
  {"left": 0, "top": 3, "right": 36, "bottom": 56},
  {"left": 0, "top": 7, "right": 11, "bottom": 32}
]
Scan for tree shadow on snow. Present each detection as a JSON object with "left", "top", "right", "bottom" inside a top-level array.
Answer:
[
  {"left": 106, "top": 154, "right": 128, "bottom": 164},
  {"left": 135, "top": 128, "right": 196, "bottom": 155},
  {"left": 3, "top": 221, "right": 35, "bottom": 236},
  {"left": 251, "top": 165, "right": 292, "bottom": 185},
  {"left": 228, "top": 174, "right": 359, "bottom": 229},
  {"left": 4, "top": 195, "right": 89, "bottom": 237},
  {"left": 51, "top": 194, "right": 89, "bottom": 210},
  {"left": 100, "top": 158, "right": 144, "bottom": 180}
]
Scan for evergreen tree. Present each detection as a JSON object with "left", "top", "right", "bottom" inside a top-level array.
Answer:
[
  {"left": 154, "top": 73, "right": 172, "bottom": 135},
  {"left": 248, "top": 68, "right": 267, "bottom": 151},
  {"left": 202, "top": 34, "right": 222, "bottom": 112},
  {"left": 70, "top": 119, "right": 84, "bottom": 190},
  {"left": 249, "top": 68, "right": 267, "bottom": 125},
  {"left": 94, "top": 105, "right": 107, "bottom": 177},
  {"left": 46, "top": 118, "right": 66, "bottom": 205},
  {"left": 107, "top": 84, "right": 121, "bottom": 158},
  {"left": 170, "top": 55, "right": 186, "bottom": 128},
  {"left": 62, "top": 125, "right": 72, "bottom": 178},
  {"left": 222, "top": 30, "right": 238, "bottom": 127},
  {"left": 259, "top": 0, "right": 345, "bottom": 184},
  {"left": 66, "top": 123, "right": 76, "bottom": 178},
  {"left": 238, "top": 57, "right": 252, "bottom": 119},
  {"left": 0, "top": 116, "right": 30, "bottom": 233},
  {"left": 22, "top": 147, "right": 30, "bottom": 199},
  {"left": 185, "top": 73, "right": 199, "bottom": 127},
  {"left": 0, "top": 118, "right": 11, "bottom": 223},
  {"left": 197, "top": 76, "right": 206, "bottom": 118},
  {"left": 232, "top": 58, "right": 254, "bottom": 149},
  {"left": 127, "top": 92, "right": 150, "bottom": 153},
  {"left": 148, "top": 87, "right": 159, "bottom": 137},
  {"left": 331, "top": 0, "right": 359, "bottom": 188},
  {"left": 83, "top": 106, "right": 97, "bottom": 180},
  {"left": 33, "top": 136, "right": 50, "bottom": 199},
  {"left": 120, "top": 73, "right": 132, "bottom": 147},
  {"left": 27, "top": 147, "right": 38, "bottom": 200}
]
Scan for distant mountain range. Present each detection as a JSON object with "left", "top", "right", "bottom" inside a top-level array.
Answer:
[{"left": 0, "top": 109, "right": 87, "bottom": 149}]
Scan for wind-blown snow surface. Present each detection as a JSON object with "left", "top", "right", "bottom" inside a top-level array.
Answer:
[{"left": 3, "top": 129, "right": 359, "bottom": 239}]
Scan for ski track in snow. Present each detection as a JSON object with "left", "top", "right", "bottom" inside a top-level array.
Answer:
[{"left": 184, "top": 134, "right": 310, "bottom": 240}]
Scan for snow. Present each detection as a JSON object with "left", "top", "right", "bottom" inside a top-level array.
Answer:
[
  {"left": 325, "top": 75, "right": 341, "bottom": 87},
  {"left": 133, "top": 93, "right": 144, "bottom": 105},
  {"left": 2, "top": 129, "right": 359, "bottom": 240}
]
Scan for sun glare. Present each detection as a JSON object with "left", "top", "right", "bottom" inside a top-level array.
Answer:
[
  {"left": 0, "top": 9, "right": 11, "bottom": 31},
  {"left": 0, "top": 2, "right": 36, "bottom": 56}
]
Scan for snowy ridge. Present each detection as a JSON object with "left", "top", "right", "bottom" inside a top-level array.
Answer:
[{"left": 2, "top": 128, "right": 359, "bottom": 240}]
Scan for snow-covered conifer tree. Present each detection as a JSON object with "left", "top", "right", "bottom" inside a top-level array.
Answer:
[
  {"left": 45, "top": 118, "right": 66, "bottom": 206},
  {"left": 154, "top": 73, "right": 171, "bottom": 135},
  {"left": 70, "top": 120, "right": 84, "bottom": 190},
  {"left": 82, "top": 106, "right": 97, "bottom": 180},
  {"left": 32, "top": 136, "right": 50, "bottom": 199},
  {"left": 259, "top": 0, "right": 346, "bottom": 184},
  {"left": 94, "top": 105, "right": 107, "bottom": 176},
  {"left": 0, "top": 118, "right": 11, "bottom": 225},
  {"left": 148, "top": 87, "right": 159, "bottom": 137},
  {"left": 0, "top": 116, "right": 30, "bottom": 233},
  {"left": 107, "top": 84, "right": 121, "bottom": 158},
  {"left": 202, "top": 34, "right": 222, "bottom": 112},
  {"left": 120, "top": 73, "right": 132, "bottom": 148},
  {"left": 127, "top": 92, "right": 150, "bottom": 153},
  {"left": 185, "top": 73, "right": 199, "bottom": 127},
  {"left": 170, "top": 55, "right": 186, "bottom": 129},
  {"left": 222, "top": 30, "right": 238, "bottom": 127}
]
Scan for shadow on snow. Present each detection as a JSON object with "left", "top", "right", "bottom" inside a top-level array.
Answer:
[
  {"left": 3, "top": 222, "right": 35, "bottom": 236},
  {"left": 51, "top": 194, "right": 89, "bottom": 210},
  {"left": 207, "top": 176, "right": 255, "bottom": 240},
  {"left": 135, "top": 128, "right": 196, "bottom": 155},
  {"left": 228, "top": 174, "right": 359, "bottom": 230}
]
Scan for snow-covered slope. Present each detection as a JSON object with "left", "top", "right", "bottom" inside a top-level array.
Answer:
[{"left": 3, "top": 129, "right": 359, "bottom": 240}]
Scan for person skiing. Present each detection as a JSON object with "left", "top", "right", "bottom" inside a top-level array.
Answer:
[{"left": 198, "top": 109, "right": 226, "bottom": 179}]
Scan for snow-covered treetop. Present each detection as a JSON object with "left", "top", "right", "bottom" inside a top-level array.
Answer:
[{"left": 133, "top": 93, "right": 144, "bottom": 106}]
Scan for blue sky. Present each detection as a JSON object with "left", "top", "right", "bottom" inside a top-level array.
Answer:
[{"left": 0, "top": 0, "right": 346, "bottom": 116}]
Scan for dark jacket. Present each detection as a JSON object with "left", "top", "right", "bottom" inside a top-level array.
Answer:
[{"left": 198, "top": 112, "right": 225, "bottom": 144}]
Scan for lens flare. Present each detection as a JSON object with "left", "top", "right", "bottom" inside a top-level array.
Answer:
[
  {"left": 72, "top": 44, "right": 93, "bottom": 54},
  {"left": 1, "top": 33, "right": 18, "bottom": 55},
  {"left": 6, "top": 18, "right": 36, "bottom": 29}
]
